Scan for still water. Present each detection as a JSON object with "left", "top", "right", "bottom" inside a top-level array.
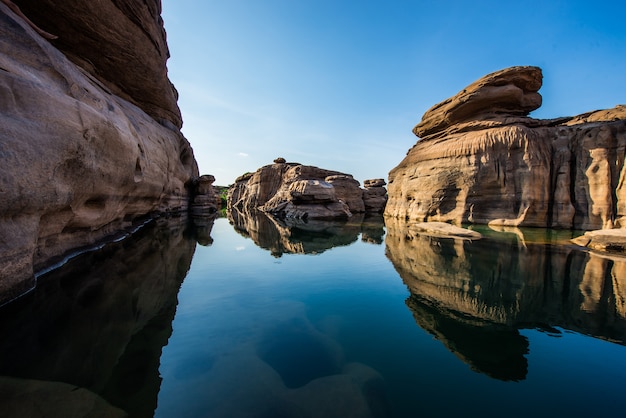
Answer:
[{"left": 0, "top": 212, "right": 625, "bottom": 417}]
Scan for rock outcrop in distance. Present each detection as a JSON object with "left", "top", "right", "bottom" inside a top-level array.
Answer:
[
  {"left": 227, "top": 159, "right": 387, "bottom": 220},
  {"left": 385, "top": 66, "right": 626, "bottom": 231},
  {"left": 0, "top": 1, "right": 199, "bottom": 305}
]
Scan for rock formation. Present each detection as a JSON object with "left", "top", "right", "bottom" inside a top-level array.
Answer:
[
  {"left": 228, "top": 160, "right": 387, "bottom": 220},
  {"left": 190, "top": 175, "right": 221, "bottom": 216},
  {"left": 10, "top": 0, "right": 182, "bottom": 128},
  {"left": 385, "top": 66, "right": 626, "bottom": 231},
  {"left": 362, "top": 179, "right": 388, "bottom": 213},
  {"left": 0, "top": 1, "right": 198, "bottom": 304}
]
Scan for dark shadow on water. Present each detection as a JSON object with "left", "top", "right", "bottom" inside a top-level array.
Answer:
[
  {"left": 0, "top": 215, "right": 213, "bottom": 417},
  {"left": 385, "top": 218, "right": 626, "bottom": 381},
  {"left": 257, "top": 320, "right": 341, "bottom": 388},
  {"left": 406, "top": 295, "right": 529, "bottom": 381}
]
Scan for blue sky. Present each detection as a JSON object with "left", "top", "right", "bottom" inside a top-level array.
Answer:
[{"left": 162, "top": 1, "right": 626, "bottom": 186}]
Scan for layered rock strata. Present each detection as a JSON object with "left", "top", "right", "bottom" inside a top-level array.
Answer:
[
  {"left": 385, "top": 66, "right": 626, "bottom": 231},
  {"left": 190, "top": 175, "right": 221, "bottom": 216},
  {"left": 228, "top": 160, "right": 387, "bottom": 220},
  {"left": 11, "top": 0, "right": 181, "bottom": 128},
  {"left": 362, "top": 178, "right": 388, "bottom": 213},
  {"left": 0, "top": 2, "right": 198, "bottom": 304}
]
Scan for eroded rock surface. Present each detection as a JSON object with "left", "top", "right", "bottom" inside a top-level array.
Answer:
[
  {"left": 386, "top": 66, "right": 626, "bottom": 232},
  {"left": 11, "top": 0, "right": 181, "bottom": 128},
  {"left": 0, "top": 2, "right": 198, "bottom": 304},
  {"left": 227, "top": 161, "right": 386, "bottom": 220},
  {"left": 190, "top": 175, "right": 221, "bottom": 216}
]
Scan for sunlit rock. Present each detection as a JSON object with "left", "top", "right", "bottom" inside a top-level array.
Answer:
[
  {"left": 386, "top": 66, "right": 626, "bottom": 231},
  {"left": 228, "top": 161, "right": 384, "bottom": 220},
  {"left": 326, "top": 175, "right": 365, "bottom": 213}
]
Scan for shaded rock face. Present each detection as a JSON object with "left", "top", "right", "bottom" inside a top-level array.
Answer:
[
  {"left": 190, "top": 175, "right": 221, "bottom": 217},
  {"left": 362, "top": 178, "right": 388, "bottom": 214},
  {"left": 227, "top": 162, "right": 386, "bottom": 220},
  {"left": 384, "top": 218, "right": 626, "bottom": 380},
  {"left": 386, "top": 65, "right": 626, "bottom": 230},
  {"left": 12, "top": 0, "right": 181, "bottom": 128},
  {"left": 0, "top": 2, "right": 198, "bottom": 304}
]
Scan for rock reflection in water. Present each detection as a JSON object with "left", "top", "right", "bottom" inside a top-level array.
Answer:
[
  {"left": 228, "top": 208, "right": 385, "bottom": 256},
  {"left": 0, "top": 216, "right": 211, "bottom": 417},
  {"left": 385, "top": 218, "right": 626, "bottom": 381}
]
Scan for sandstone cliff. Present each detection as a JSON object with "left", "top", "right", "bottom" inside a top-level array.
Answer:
[
  {"left": 228, "top": 160, "right": 387, "bottom": 220},
  {"left": 385, "top": 66, "right": 626, "bottom": 231},
  {"left": 0, "top": 1, "right": 198, "bottom": 304}
]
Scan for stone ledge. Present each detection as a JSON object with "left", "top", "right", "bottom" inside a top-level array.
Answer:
[{"left": 571, "top": 229, "right": 626, "bottom": 253}]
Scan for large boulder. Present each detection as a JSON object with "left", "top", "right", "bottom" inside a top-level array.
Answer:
[
  {"left": 326, "top": 175, "right": 365, "bottom": 213},
  {"left": 227, "top": 161, "right": 381, "bottom": 220},
  {"left": 0, "top": 2, "right": 198, "bottom": 304},
  {"left": 386, "top": 66, "right": 626, "bottom": 230},
  {"left": 190, "top": 175, "right": 221, "bottom": 216},
  {"left": 362, "top": 178, "right": 388, "bottom": 214}
]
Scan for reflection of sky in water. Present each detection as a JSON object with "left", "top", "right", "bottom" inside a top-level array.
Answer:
[
  {"left": 155, "top": 218, "right": 626, "bottom": 418},
  {"left": 0, "top": 215, "right": 624, "bottom": 417}
]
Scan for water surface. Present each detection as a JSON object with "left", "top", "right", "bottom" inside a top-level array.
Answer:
[{"left": 0, "top": 213, "right": 625, "bottom": 417}]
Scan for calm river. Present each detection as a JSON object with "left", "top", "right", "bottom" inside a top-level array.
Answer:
[{"left": 0, "top": 212, "right": 625, "bottom": 417}]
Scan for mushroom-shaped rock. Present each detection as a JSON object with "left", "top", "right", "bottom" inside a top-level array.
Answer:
[{"left": 414, "top": 66, "right": 543, "bottom": 139}]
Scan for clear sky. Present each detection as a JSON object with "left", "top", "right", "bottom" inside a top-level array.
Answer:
[{"left": 161, "top": 0, "right": 626, "bottom": 186}]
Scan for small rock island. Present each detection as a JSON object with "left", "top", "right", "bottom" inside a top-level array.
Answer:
[{"left": 228, "top": 158, "right": 387, "bottom": 220}]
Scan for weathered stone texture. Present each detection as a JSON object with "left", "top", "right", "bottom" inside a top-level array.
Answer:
[
  {"left": 12, "top": 0, "right": 181, "bottom": 128},
  {"left": 0, "top": 2, "right": 198, "bottom": 304},
  {"left": 227, "top": 162, "right": 384, "bottom": 220},
  {"left": 386, "top": 66, "right": 626, "bottom": 230},
  {"left": 362, "top": 178, "right": 388, "bottom": 213},
  {"left": 190, "top": 175, "right": 220, "bottom": 216}
]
